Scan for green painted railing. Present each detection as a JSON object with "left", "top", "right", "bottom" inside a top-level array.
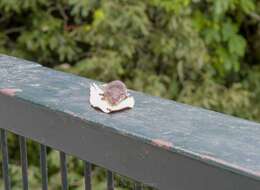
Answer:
[{"left": 0, "top": 55, "right": 260, "bottom": 190}]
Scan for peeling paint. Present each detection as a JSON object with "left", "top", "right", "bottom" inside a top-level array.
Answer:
[
  {"left": 64, "top": 110, "right": 78, "bottom": 117},
  {"left": 152, "top": 139, "right": 173, "bottom": 149},
  {"left": 254, "top": 171, "right": 260, "bottom": 177},
  {"left": 201, "top": 155, "right": 230, "bottom": 165},
  {"left": 0, "top": 88, "right": 22, "bottom": 96}
]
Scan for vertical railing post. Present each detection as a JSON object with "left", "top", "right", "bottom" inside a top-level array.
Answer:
[
  {"left": 134, "top": 182, "right": 142, "bottom": 190},
  {"left": 19, "top": 136, "right": 29, "bottom": 190},
  {"left": 0, "top": 129, "right": 11, "bottom": 190},
  {"left": 60, "top": 152, "right": 68, "bottom": 190},
  {"left": 40, "top": 144, "right": 48, "bottom": 190},
  {"left": 107, "top": 171, "right": 114, "bottom": 190},
  {"left": 84, "top": 162, "right": 92, "bottom": 190}
]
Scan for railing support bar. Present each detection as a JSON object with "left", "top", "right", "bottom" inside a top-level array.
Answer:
[
  {"left": 40, "top": 144, "right": 48, "bottom": 190},
  {"left": 60, "top": 152, "right": 68, "bottom": 190},
  {"left": 0, "top": 129, "right": 11, "bottom": 190},
  {"left": 19, "top": 136, "right": 29, "bottom": 190}
]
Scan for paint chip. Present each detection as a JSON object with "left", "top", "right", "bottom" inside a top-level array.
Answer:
[
  {"left": 0, "top": 88, "right": 22, "bottom": 96},
  {"left": 152, "top": 139, "right": 173, "bottom": 149}
]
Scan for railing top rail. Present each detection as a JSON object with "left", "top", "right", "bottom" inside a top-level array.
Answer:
[{"left": 0, "top": 55, "right": 260, "bottom": 189}]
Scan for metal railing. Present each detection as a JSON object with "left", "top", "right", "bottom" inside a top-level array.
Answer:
[
  {"left": 0, "top": 55, "right": 260, "bottom": 190},
  {"left": 0, "top": 129, "right": 145, "bottom": 190}
]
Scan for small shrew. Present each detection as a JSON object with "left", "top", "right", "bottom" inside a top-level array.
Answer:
[{"left": 100, "top": 80, "right": 128, "bottom": 105}]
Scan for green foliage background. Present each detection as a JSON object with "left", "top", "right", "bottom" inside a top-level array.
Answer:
[{"left": 0, "top": 0, "right": 260, "bottom": 189}]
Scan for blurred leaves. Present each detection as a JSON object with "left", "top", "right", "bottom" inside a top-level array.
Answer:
[{"left": 0, "top": 0, "right": 259, "bottom": 124}]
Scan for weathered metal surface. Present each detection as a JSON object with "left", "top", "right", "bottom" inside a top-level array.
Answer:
[{"left": 0, "top": 55, "right": 260, "bottom": 189}]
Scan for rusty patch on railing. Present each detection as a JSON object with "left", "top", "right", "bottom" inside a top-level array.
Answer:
[
  {"left": 0, "top": 88, "right": 22, "bottom": 96},
  {"left": 152, "top": 139, "right": 173, "bottom": 149}
]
